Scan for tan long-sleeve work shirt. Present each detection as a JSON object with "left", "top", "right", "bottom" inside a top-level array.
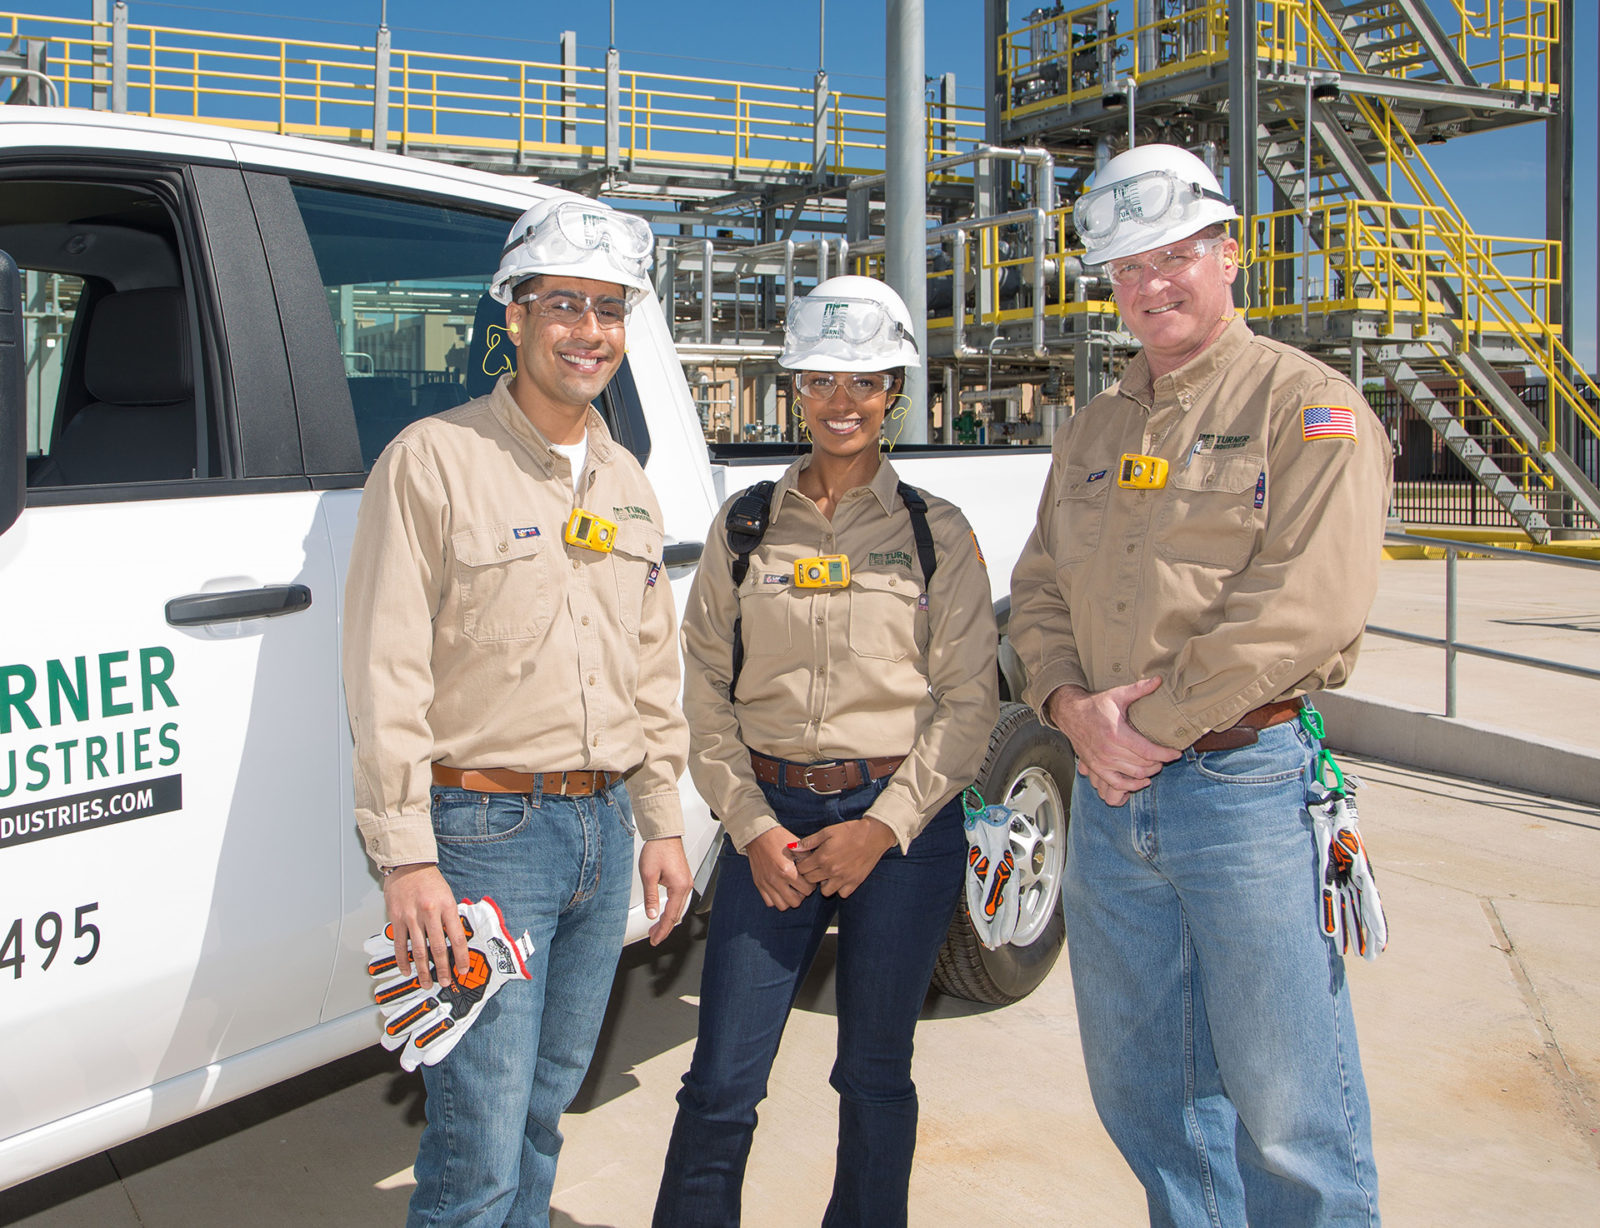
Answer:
[
  {"left": 681, "top": 455, "right": 999, "bottom": 853},
  {"left": 1010, "top": 317, "right": 1393, "bottom": 749},
  {"left": 343, "top": 375, "right": 688, "bottom": 868}
]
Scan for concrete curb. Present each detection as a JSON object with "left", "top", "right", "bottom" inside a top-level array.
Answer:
[{"left": 1315, "top": 690, "right": 1600, "bottom": 807}]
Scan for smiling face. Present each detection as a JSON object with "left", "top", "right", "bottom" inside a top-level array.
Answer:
[
  {"left": 795, "top": 371, "right": 900, "bottom": 463},
  {"left": 505, "top": 274, "right": 627, "bottom": 430},
  {"left": 1111, "top": 231, "right": 1239, "bottom": 379}
]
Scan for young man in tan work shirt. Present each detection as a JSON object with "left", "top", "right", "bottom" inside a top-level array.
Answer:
[
  {"left": 1010, "top": 145, "right": 1391, "bottom": 1226},
  {"left": 342, "top": 196, "right": 691, "bottom": 1226}
]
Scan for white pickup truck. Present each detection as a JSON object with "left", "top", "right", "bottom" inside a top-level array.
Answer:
[{"left": 0, "top": 108, "right": 1072, "bottom": 1190}]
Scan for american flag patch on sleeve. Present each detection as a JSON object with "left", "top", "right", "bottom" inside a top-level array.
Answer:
[{"left": 1302, "top": 405, "right": 1358, "bottom": 442}]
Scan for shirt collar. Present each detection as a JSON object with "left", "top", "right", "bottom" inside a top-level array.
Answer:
[
  {"left": 1117, "top": 315, "right": 1251, "bottom": 411},
  {"left": 773, "top": 451, "right": 902, "bottom": 517},
  {"left": 489, "top": 373, "right": 617, "bottom": 476}
]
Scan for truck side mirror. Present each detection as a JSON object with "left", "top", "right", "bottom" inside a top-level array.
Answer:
[{"left": 0, "top": 248, "right": 23, "bottom": 538}]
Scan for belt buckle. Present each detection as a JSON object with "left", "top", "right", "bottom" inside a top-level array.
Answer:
[{"left": 801, "top": 763, "right": 844, "bottom": 795}]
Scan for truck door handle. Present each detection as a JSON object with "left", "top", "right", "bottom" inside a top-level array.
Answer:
[
  {"left": 663, "top": 541, "right": 704, "bottom": 567},
  {"left": 165, "top": 584, "right": 313, "bottom": 627}
]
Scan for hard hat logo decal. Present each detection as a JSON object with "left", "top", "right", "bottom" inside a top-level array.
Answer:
[{"left": 819, "top": 301, "right": 849, "bottom": 339}]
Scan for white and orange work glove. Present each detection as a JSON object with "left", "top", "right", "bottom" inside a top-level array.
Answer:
[
  {"left": 1308, "top": 782, "right": 1388, "bottom": 961},
  {"left": 963, "top": 800, "right": 1021, "bottom": 950},
  {"left": 363, "top": 897, "right": 535, "bottom": 1071}
]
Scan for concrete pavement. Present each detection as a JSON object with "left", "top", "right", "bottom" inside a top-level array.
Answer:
[{"left": 5, "top": 553, "right": 1600, "bottom": 1226}]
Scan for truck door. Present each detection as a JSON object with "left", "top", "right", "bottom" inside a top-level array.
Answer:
[{"left": 0, "top": 158, "right": 342, "bottom": 1153}]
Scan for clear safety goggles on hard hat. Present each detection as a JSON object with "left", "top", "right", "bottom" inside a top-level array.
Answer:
[
  {"left": 501, "top": 200, "right": 655, "bottom": 282},
  {"left": 785, "top": 295, "right": 915, "bottom": 349},
  {"left": 1073, "top": 169, "right": 1233, "bottom": 247}
]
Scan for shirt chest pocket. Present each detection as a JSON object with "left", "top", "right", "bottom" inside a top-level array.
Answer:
[
  {"left": 1053, "top": 467, "right": 1113, "bottom": 563},
  {"left": 609, "top": 520, "right": 664, "bottom": 636},
  {"left": 1155, "top": 454, "right": 1263, "bottom": 571},
  {"left": 738, "top": 573, "right": 796, "bottom": 656},
  {"left": 848, "top": 570, "right": 924, "bottom": 663},
  {"left": 453, "top": 524, "right": 556, "bottom": 643}
]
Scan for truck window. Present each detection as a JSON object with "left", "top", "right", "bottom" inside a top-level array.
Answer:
[
  {"left": 288, "top": 183, "right": 649, "bottom": 468},
  {"left": 3, "top": 178, "right": 218, "bottom": 490}
]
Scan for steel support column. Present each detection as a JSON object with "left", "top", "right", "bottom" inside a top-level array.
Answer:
[
  {"left": 886, "top": 0, "right": 928, "bottom": 439},
  {"left": 1226, "top": 0, "right": 1257, "bottom": 313}
]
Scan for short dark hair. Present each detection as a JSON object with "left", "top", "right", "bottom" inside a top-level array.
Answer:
[{"left": 1192, "top": 222, "right": 1228, "bottom": 241}]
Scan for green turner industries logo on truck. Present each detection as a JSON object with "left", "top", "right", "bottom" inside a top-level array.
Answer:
[{"left": 0, "top": 645, "right": 184, "bottom": 848}]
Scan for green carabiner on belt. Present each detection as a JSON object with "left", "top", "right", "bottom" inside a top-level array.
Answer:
[
  {"left": 1298, "top": 703, "right": 1326, "bottom": 742},
  {"left": 962, "top": 787, "right": 987, "bottom": 823},
  {"left": 1313, "top": 748, "right": 1345, "bottom": 793}
]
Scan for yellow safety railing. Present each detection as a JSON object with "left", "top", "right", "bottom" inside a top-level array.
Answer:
[
  {"left": 1447, "top": 0, "right": 1559, "bottom": 94},
  {"left": 1258, "top": 0, "right": 1559, "bottom": 98},
  {"left": 999, "top": 0, "right": 1227, "bottom": 123},
  {"left": 0, "top": 10, "right": 985, "bottom": 176}
]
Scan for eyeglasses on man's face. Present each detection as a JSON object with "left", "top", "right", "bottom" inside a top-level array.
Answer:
[
  {"left": 1103, "top": 237, "right": 1227, "bottom": 289},
  {"left": 792, "top": 372, "right": 896, "bottom": 402},
  {"left": 515, "top": 288, "right": 631, "bottom": 329}
]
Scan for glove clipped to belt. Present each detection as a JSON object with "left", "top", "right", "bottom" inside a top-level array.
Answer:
[
  {"left": 962, "top": 790, "right": 1021, "bottom": 951},
  {"left": 1307, "top": 776, "right": 1388, "bottom": 961},
  {"left": 364, "top": 897, "right": 535, "bottom": 1071}
]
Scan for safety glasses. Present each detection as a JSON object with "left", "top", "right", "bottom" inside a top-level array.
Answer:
[
  {"left": 515, "top": 288, "right": 631, "bottom": 328},
  {"left": 785, "top": 296, "right": 913, "bottom": 348},
  {"left": 1103, "top": 237, "right": 1227, "bottom": 288},
  {"left": 792, "top": 372, "right": 896, "bottom": 402},
  {"left": 1074, "top": 169, "right": 1232, "bottom": 246}
]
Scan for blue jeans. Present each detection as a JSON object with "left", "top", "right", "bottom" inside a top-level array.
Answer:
[
  {"left": 1063, "top": 722, "right": 1379, "bottom": 1228},
  {"left": 407, "top": 781, "right": 634, "bottom": 1228},
  {"left": 653, "top": 771, "right": 966, "bottom": 1228}
]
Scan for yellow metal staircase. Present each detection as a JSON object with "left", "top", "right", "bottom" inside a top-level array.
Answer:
[{"left": 1249, "top": 0, "right": 1597, "bottom": 540}]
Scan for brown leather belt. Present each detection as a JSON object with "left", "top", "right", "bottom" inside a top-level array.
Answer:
[
  {"left": 1190, "top": 698, "right": 1305, "bottom": 753},
  {"left": 431, "top": 764, "right": 619, "bottom": 796},
  {"left": 748, "top": 750, "right": 905, "bottom": 795}
]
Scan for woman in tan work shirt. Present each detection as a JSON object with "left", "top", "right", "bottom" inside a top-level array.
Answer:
[{"left": 653, "top": 278, "right": 999, "bottom": 1227}]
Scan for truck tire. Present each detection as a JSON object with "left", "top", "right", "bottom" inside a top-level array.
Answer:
[{"left": 931, "top": 701, "right": 1074, "bottom": 1005}]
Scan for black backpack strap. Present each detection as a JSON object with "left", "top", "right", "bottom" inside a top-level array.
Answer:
[
  {"left": 724, "top": 480, "right": 776, "bottom": 703},
  {"left": 896, "top": 481, "right": 938, "bottom": 589}
]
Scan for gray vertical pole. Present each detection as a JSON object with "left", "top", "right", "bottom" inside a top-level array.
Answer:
[
  {"left": 605, "top": 47, "right": 620, "bottom": 171},
  {"left": 886, "top": 0, "right": 928, "bottom": 441},
  {"left": 813, "top": 70, "right": 829, "bottom": 181},
  {"left": 373, "top": 20, "right": 391, "bottom": 153},
  {"left": 983, "top": 0, "right": 1003, "bottom": 143},
  {"left": 937, "top": 71, "right": 956, "bottom": 158},
  {"left": 111, "top": 1, "right": 127, "bottom": 114},
  {"left": 1226, "top": 0, "right": 1257, "bottom": 314},
  {"left": 561, "top": 31, "right": 577, "bottom": 146},
  {"left": 92, "top": 0, "right": 109, "bottom": 110}
]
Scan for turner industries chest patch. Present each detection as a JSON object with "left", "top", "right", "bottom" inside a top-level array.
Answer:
[
  {"left": 869, "top": 550, "right": 913, "bottom": 569},
  {"left": 1302, "top": 405, "right": 1358, "bottom": 442},
  {"left": 1196, "top": 433, "right": 1252, "bottom": 452},
  {"left": 613, "top": 505, "right": 654, "bottom": 523}
]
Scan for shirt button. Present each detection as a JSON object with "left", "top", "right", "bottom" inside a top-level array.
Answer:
[
  {"left": 592, "top": 735, "right": 600, "bottom": 747},
  {"left": 572, "top": 560, "right": 580, "bottom": 570},
  {"left": 1126, "top": 544, "right": 1136, "bottom": 554},
  {"left": 1117, "top": 601, "right": 1127, "bottom": 612},
  {"left": 497, "top": 542, "right": 509, "bottom": 553},
  {"left": 888, "top": 578, "right": 897, "bottom": 587},
  {"left": 1112, "top": 663, "right": 1123, "bottom": 673},
  {"left": 588, "top": 674, "right": 596, "bottom": 685},
  {"left": 581, "top": 615, "right": 590, "bottom": 626},
  {"left": 815, "top": 615, "right": 824, "bottom": 626}
]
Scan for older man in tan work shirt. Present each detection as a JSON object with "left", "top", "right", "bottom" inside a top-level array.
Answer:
[
  {"left": 342, "top": 195, "right": 691, "bottom": 1226},
  {"left": 1010, "top": 145, "right": 1391, "bottom": 1226}
]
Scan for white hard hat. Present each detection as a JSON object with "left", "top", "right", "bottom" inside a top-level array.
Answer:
[
  {"left": 964, "top": 805, "right": 1021, "bottom": 951},
  {"left": 491, "top": 196, "right": 655, "bottom": 304},
  {"left": 779, "top": 275, "right": 921, "bottom": 372},
  {"left": 1074, "top": 144, "right": 1238, "bottom": 267}
]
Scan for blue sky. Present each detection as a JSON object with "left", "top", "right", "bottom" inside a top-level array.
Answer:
[{"left": 18, "top": 0, "right": 1596, "bottom": 368}]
